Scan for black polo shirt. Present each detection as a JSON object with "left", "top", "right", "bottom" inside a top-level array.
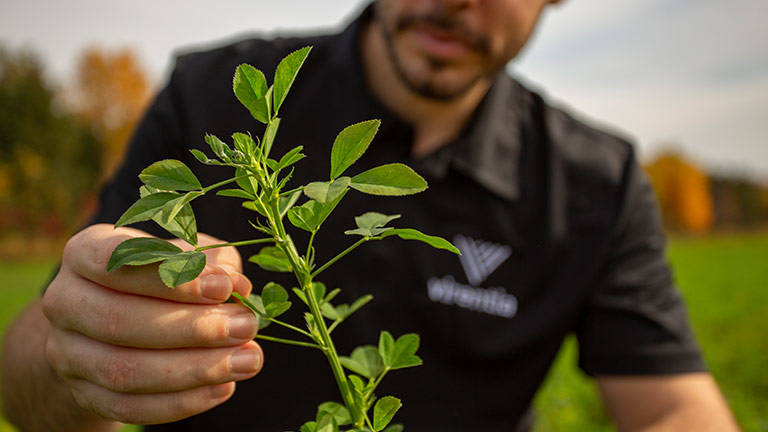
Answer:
[{"left": 89, "top": 5, "right": 705, "bottom": 431}]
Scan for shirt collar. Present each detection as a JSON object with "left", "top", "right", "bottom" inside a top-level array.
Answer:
[{"left": 327, "top": 3, "right": 522, "bottom": 202}]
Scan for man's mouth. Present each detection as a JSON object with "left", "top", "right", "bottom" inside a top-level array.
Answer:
[{"left": 407, "top": 22, "right": 475, "bottom": 59}]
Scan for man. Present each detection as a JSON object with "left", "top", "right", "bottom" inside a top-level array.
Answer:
[{"left": 1, "top": 1, "right": 739, "bottom": 431}]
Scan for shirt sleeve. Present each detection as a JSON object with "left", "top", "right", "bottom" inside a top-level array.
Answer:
[
  {"left": 575, "top": 155, "right": 707, "bottom": 376},
  {"left": 85, "top": 60, "right": 188, "bottom": 235}
]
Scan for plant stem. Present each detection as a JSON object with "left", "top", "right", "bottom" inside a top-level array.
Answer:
[
  {"left": 306, "top": 229, "right": 317, "bottom": 259},
  {"left": 311, "top": 237, "right": 369, "bottom": 278},
  {"left": 255, "top": 334, "right": 321, "bottom": 349},
  {"left": 195, "top": 238, "right": 273, "bottom": 252}
]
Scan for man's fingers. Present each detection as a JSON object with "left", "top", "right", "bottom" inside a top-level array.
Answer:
[
  {"left": 48, "top": 328, "right": 263, "bottom": 393},
  {"left": 64, "top": 224, "right": 251, "bottom": 304},
  {"left": 67, "top": 379, "right": 235, "bottom": 425},
  {"left": 44, "top": 269, "right": 258, "bottom": 348}
]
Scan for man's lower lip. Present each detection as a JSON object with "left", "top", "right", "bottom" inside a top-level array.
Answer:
[{"left": 407, "top": 26, "right": 472, "bottom": 58}]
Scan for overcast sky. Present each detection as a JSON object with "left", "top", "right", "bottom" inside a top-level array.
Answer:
[{"left": 2, "top": 0, "right": 766, "bottom": 180}]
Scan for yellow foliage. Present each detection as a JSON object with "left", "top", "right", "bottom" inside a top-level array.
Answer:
[
  {"left": 645, "top": 151, "right": 714, "bottom": 233},
  {"left": 70, "top": 47, "right": 151, "bottom": 179}
]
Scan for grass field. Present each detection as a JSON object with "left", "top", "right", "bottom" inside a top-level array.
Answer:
[{"left": 0, "top": 233, "right": 766, "bottom": 431}]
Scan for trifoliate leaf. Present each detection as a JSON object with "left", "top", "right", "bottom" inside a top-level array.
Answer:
[
  {"left": 316, "top": 401, "right": 352, "bottom": 426},
  {"left": 204, "top": 134, "right": 232, "bottom": 163},
  {"left": 339, "top": 346, "right": 383, "bottom": 378}
]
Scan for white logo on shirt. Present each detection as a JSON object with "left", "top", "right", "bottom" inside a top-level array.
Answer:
[
  {"left": 425, "top": 235, "right": 517, "bottom": 319},
  {"left": 454, "top": 234, "right": 512, "bottom": 286}
]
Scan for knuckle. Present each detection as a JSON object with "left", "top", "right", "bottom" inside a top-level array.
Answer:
[
  {"left": 98, "top": 301, "right": 127, "bottom": 343},
  {"left": 100, "top": 352, "right": 138, "bottom": 393},
  {"left": 186, "top": 312, "right": 229, "bottom": 345},
  {"left": 106, "top": 397, "right": 139, "bottom": 424}
]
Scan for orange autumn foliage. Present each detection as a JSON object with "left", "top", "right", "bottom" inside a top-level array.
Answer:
[
  {"left": 645, "top": 152, "right": 714, "bottom": 233},
  {"left": 70, "top": 47, "right": 152, "bottom": 179}
]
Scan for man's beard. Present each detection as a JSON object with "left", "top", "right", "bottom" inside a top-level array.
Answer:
[{"left": 374, "top": 7, "right": 494, "bottom": 101}]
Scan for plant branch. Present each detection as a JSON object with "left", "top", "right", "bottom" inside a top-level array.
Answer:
[
  {"left": 311, "top": 237, "right": 369, "bottom": 278},
  {"left": 268, "top": 317, "right": 315, "bottom": 340},
  {"left": 255, "top": 334, "right": 321, "bottom": 349},
  {"left": 201, "top": 173, "right": 252, "bottom": 194}
]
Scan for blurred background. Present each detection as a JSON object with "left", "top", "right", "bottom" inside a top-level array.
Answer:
[{"left": 0, "top": 0, "right": 765, "bottom": 430}]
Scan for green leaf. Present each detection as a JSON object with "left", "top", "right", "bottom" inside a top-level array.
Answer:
[
  {"left": 350, "top": 163, "right": 427, "bottom": 196},
  {"left": 287, "top": 194, "right": 345, "bottom": 233},
  {"left": 158, "top": 191, "right": 203, "bottom": 225},
  {"left": 339, "top": 346, "right": 383, "bottom": 378},
  {"left": 273, "top": 46, "right": 311, "bottom": 114},
  {"left": 262, "top": 282, "right": 288, "bottom": 306},
  {"left": 204, "top": 134, "right": 232, "bottom": 163},
  {"left": 278, "top": 145, "right": 305, "bottom": 171},
  {"left": 157, "top": 251, "right": 206, "bottom": 287},
  {"left": 330, "top": 120, "right": 380, "bottom": 180},
  {"left": 382, "top": 333, "right": 422, "bottom": 370},
  {"left": 115, "top": 192, "right": 179, "bottom": 227},
  {"left": 234, "top": 167, "right": 259, "bottom": 195},
  {"left": 264, "top": 301, "right": 291, "bottom": 318},
  {"left": 243, "top": 199, "right": 269, "bottom": 217},
  {"left": 299, "top": 421, "right": 317, "bottom": 432},
  {"left": 262, "top": 117, "right": 281, "bottom": 158},
  {"left": 156, "top": 202, "right": 198, "bottom": 246},
  {"left": 279, "top": 189, "right": 302, "bottom": 218},
  {"left": 106, "top": 238, "right": 182, "bottom": 272},
  {"left": 316, "top": 402, "right": 352, "bottom": 426},
  {"left": 349, "top": 294, "right": 373, "bottom": 316},
  {"left": 217, "top": 188, "right": 255, "bottom": 200},
  {"left": 373, "top": 397, "right": 402, "bottom": 431},
  {"left": 233, "top": 64, "right": 269, "bottom": 123},
  {"left": 345, "top": 212, "right": 400, "bottom": 237},
  {"left": 315, "top": 413, "right": 337, "bottom": 432},
  {"left": 383, "top": 425, "right": 404, "bottom": 432},
  {"left": 249, "top": 246, "right": 292, "bottom": 272},
  {"left": 348, "top": 375, "right": 365, "bottom": 393},
  {"left": 304, "top": 177, "right": 350, "bottom": 204},
  {"left": 139, "top": 159, "right": 201, "bottom": 192},
  {"left": 292, "top": 282, "right": 325, "bottom": 306},
  {"left": 232, "top": 132, "right": 258, "bottom": 158},
  {"left": 232, "top": 293, "right": 271, "bottom": 330},
  {"left": 380, "top": 228, "right": 460, "bottom": 255},
  {"left": 139, "top": 187, "right": 198, "bottom": 246}
]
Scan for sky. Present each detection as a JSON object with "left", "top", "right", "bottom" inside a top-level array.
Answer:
[{"left": 1, "top": 0, "right": 766, "bottom": 180}]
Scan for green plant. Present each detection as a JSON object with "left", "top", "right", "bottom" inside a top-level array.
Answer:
[{"left": 105, "top": 46, "right": 459, "bottom": 432}]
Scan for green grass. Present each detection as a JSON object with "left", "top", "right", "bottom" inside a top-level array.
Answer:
[
  {"left": 534, "top": 233, "right": 768, "bottom": 431},
  {"left": 0, "top": 233, "right": 766, "bottom": 431}
]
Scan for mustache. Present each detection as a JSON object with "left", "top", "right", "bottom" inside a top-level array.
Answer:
[{"left": 394, "top": 11, "right": 491, "bottom": 55}]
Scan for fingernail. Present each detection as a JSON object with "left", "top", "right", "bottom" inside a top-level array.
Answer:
[
  {"left": 209, "top": 382, "right": 232, "bottom": 399},
  {"left": 230, "top": 347, "right": 261, "bottom": 374},
  {"left": 202, "top": 274, "right": 231, "bottom": 301},
  {"left": 227, "top": 314, "right": 258, "bottom": 340}
]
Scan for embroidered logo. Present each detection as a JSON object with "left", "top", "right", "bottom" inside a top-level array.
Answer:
[{"left": 453, "top": 234, "right": 512, "bottom": 286}]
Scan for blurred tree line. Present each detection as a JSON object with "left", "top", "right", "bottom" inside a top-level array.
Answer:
[
  {"left": 0, "top": 42, "right": 765, "bottom": 258},
  {"left": 645, "top": 151, "right": 768, "bottom": 234},
  {"left": 0, "top": 44, "right": 150, "bottom": 258}
]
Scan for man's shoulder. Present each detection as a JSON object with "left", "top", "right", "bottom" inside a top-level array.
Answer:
[{"left": 515, "top": 77, "right": 636, "bottom": 189}]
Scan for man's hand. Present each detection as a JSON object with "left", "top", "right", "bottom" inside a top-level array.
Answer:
[
  {"left": 40, "top": 224, "right": 262, "bottom": 425},
  {"left": 598, "top": 373, "right": 740, "bottom": 431}
]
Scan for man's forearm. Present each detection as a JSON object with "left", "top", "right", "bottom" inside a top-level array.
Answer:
[{"left": 1, "top": 300, "right": 120, "bottom": 432}]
